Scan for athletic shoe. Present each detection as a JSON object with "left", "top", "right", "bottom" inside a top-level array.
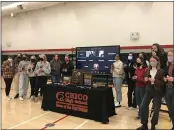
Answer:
[
  {"left": 14, "top": 94, "right": 19, "bottom": 99},
  {"left": 6, "top": 96, "right": 12, "bottom": 101},
  {"left": 128, "top": 107, "right": 133, "bottom": 110},
  {"left": 19, "top": 97, "right": 24, "bottom": 101},
  {"left": 137, "top": 124, "right": 148, "bottom": 130},
  {"left": 34, "top": 97, "right": 38, "bottom": 102},
  {"left": 134, "top": 116, "right": 140, "bottom": 120},
  {"left": 115, "top": 102, "right": 121, "bottom": 107}
]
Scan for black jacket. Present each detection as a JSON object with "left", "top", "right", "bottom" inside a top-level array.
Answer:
[
  {"left": 158, "top": 52, "right": 167, "bottom": 69},
  {"left": 125, "top": 62, "right": 136, "bottom": 81},
  {"left": 62, "top": 61, "right": 74, "bottom": 77}
]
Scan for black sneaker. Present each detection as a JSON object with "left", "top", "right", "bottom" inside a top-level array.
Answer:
[
  {"left": 151, "top": 125, "right": 156, "bottom": 130},
  {"left": 134, "top": 116, "right": 140, "bottom": 120},
  {"left": 137, "top": 124, "right": 148, "bottom": 130},
  {"left": 14, "top": 94, "right": 19, "bottom": 99}
]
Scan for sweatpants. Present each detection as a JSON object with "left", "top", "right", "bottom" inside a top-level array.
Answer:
[
  {"left": 135, "top": 87, "right": 146, "bottom": 117},
  {"left": 4, "top": 78, "right": 13, "bottom": 96},
  {"left": 19, "top": 74, "right": 29, "bottom": 97},
  {"left": 128, "top": 79, "right": 137, "bottom": 107},
  {"left": 113, "top": 77, "right": 123, "bottom": 103},
  {"left": 140, "top": 86, "right": 162, "bottom": 126},
  {"left": 14, "top": 73, "right": 20, "bottom": 94},
  {"left": 165, "top": 86, "right": 174, "bottom": 127},
  {"left": 35, "top": 76, "right": 47, "bottom": 97},
  {"left": 29, "top": 77, "right": 36, "bottom": 96}
]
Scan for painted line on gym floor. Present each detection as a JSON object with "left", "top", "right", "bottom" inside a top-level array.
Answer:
[
  {"left": 75, "top": 119, "right": 89, "bottom": 129},
  {"left": 7, "top": 112, "right": 50, "bottom": 129},
  {"left": 41, "top": 115, "right": 69, "bottom": 130}
]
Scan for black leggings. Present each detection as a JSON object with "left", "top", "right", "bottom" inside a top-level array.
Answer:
[
  {"left": 35, "top": 76, "right": 47, "bottom": 97},
  {"left": 4, "top": 78, "right": 13, "bottom": 96},
  {"left": 29, "top": 77, "right": 36, "bottom": 96}
]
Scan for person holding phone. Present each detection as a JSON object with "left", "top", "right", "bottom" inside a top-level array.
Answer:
[
  {"left": 34, "top": 54, "right": 51, "bottom": 102},
  {"left": 2, "top": 56, "right": 15, "bottom": 101},
  {"left": 164, "top": 50, "right": 174, "bottom": 130},
  {"left": 111, "top": 54, "right": 124, "bottom": 107},
  {"left": 137, "top": 56, "right": 165, "bottom": 130},
  {"left": 133, "top": 57, "right": 148, "bottom": 120},
  {"left": 27, "top": 55, "right": 37, "bottom": 100},
  {"left": 18, "top": 54, "right": 30, "bottom": 101}
]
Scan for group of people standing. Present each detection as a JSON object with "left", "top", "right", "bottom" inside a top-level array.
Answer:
[
  {"left": 2, "top": 53, "right": 74, "bottom": 102},
  {"left": 111, "top": 43, "right": 173, "bottom": 130}
]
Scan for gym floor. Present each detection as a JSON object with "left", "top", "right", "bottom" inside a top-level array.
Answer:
[{"left": 1, "top": 78, "right": 172, "bottom": 129}]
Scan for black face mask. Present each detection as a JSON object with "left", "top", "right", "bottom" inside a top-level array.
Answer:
[
  {"left": 40, "top": 58, "right": 43, "bottom": 61},
  {"left": 31, "top": 59, "right": 35, "bottom": 63},
  {"left": 137, "top": 62, "right": 142, "bottom": 67},
  {"left": 23, "top": 57, "right": 27, "bottom": 60}
]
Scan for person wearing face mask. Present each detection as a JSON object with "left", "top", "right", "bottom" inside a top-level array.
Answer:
[
  {"left": 164, "top": 50, "right": 174, "bottom": 130},
  {"left": 133, "top": 57, "right": 148, "bottom": 120},
  {"left": 18, "top": 54, "right": 30, "bottom": 101},
  {"left": 2, "top": 56, "right": 15, "bottom": 101},
  {"left": 151, "top": 43, "right": 167, "bottom": 69},
  {"left": 27, "top": 56, "right": 37, "bottom": 100},
  {"left": 139, "top": 52, "right": 150, "bottom": 67},
  {"left": 124, "top": 52, "right": 137, "bottom": 110},
  {"left": 111, "top": 54, "right": 124, "bottom": 107},
  {"left": 34, "top": 54, "right": 51, "bottom": 102},
  {"left": 137, "top": 56, "right": 165, "bottom": 130},
  {"left": 50, "top": 54, "right": 62, "bottom": 84},
  {"left": 13, "top": 53, "right": 22, "bottom": 99},
  {"left": 62, "top": 54, "right": 74, "bottom": 82}
]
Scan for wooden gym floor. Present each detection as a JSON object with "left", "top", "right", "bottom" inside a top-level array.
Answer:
[{"left": 1, "top": 78, "right": 172, "bottom": 129}]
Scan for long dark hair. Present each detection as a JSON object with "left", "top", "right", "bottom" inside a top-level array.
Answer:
[
  {"left": 137, "top": 56, "right": 146, "bottom": 68},
  {"left": 152, "top": 43, "right": 165, "bottom": 56}
]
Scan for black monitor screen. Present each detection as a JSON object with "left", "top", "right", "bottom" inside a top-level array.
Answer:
[{"left": 76, "top": 46, "right": 120, "bottom": 74}]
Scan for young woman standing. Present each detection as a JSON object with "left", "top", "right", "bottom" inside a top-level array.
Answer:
[
  {"left": 111, "top": 54, "right": 124, "bottom": 107},
  {"left": 2, "top": 56, "right": 15, "bottom": 100},
  {"left": 124, "top": 52, "right": 137, "bottom": 109},
  {"left": 164, "top": 50, "right": 174, "bottom": 130},
  {"left": 133, "top": 57, "right": 148, "bottom": 120},
  {"left": 137, "top": 56, "right": 165, "bottom": 130},
  {"left": 34, "top": 54, "right": 51, "bottom": 102},
  {"left": 27, "top": 56, "right": 37, "bottom": 99}
]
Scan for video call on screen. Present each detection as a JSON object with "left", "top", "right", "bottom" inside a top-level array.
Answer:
[{"left": 76, "top": 46, "right": 120, "bottom": 74}]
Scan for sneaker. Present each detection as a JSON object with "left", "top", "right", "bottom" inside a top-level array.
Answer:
[
  {"left": 34, "top": 97, "right": 38, "bottom": 102},
  {"left": 134, "top": 116, "right": 140, "bottom": 120},
  {"left": 115, "top": 102, "right": 121, "bottom": 107},
  {"left": 19, "top": 97, "right": 24, "bottom": 101},
  {"left": 128, "top": 107, "right": 133, "bottom": 110},
  {"left": 14, "top": 94, "right": 19, "bottom": 99},
  {"left": 31, "top": 96, "right": 35, "bottom": 100},
  {"left": 151, "top": 125, "right": 156, "bottom": 130},
  {"left": 6, "top": 96, "right": 12, "bottom": 101},
  {"left": 137, "top": 125, "right": 148, "bottom": 130}
]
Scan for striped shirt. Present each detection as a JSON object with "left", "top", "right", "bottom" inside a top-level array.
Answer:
[{"left": 2, "top": 60, "right": 15, "bottom": 78}]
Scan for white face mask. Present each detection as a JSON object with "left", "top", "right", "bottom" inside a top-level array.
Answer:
[
  {"left": 8, "top": 58, "right": 12, "bottom": 62},
  {"left": 128, "top": 56, "right": 133, "bottom": 60}
]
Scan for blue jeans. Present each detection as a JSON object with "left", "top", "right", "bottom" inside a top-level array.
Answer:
[
  {"left": 165, "top": 86, "right": 174, "bottom": 126},
  {"left": 135, "top": 87, "right": 146, "bottom": 117},
  {"left": 113, "top": 77, "right": 123, "bottom": 103},
  {"left": 51, "top": 75, "right": 60, "bottom": 84}
]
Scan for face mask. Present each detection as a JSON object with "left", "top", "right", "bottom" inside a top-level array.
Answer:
[
  {"left": 31, "top": 59, "right": 35, "bottom": 63},
  {"left": 8, "top": 58, "right": 12, "bottom": 62},
  {"left": 168, "top": 56, "right": 173, "bottom": 63},
  {"left": 137, "top": 62, "right": 141, "bottom": 67},
  {"left": 128, "top": 56, "right": 133, "bottom": 60},
  {"left": 23, "top": 57, "right": 27, "bottom": 60},
  {"left": 150, "top": 62, "right": 157, "bottom": 67},
  {"left": 40, "top": 58, "right": 43, "bottom": 61}
]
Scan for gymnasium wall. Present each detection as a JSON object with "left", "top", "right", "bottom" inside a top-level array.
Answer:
[{"left": 2, "top": 2, "right": 173, "bottom": 51}]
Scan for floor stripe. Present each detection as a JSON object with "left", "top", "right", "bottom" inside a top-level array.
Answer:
[
  {"left": 7, "top": 112, "right": 50, "bottom": 129},
  {"left": 41, "top": 115, "right": 69, "bottom": 130},
  {"left": 74, "top": 119, "right": 89, "bottom": 129}
]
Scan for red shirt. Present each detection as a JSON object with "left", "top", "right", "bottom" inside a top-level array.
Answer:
[{"left": 135, "top": 67, "right": 147, "bottom": 87}]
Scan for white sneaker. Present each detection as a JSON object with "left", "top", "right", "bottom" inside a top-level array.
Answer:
[
  {"left": 6, "top": 96, "right": 12, "bottom": 101},
  {"left": 115, "top": 102, "right": 121, "bottom": 107},
  {"left": 128, "top": 107, "right": 133, "bottom": 110},
  {"left": 19, "top": 97, "right": 24, "bottom": 101}
]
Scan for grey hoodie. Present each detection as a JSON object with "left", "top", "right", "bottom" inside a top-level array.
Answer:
[{"left": 34, "top": 61, "right": 51, "bottom": 76}]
